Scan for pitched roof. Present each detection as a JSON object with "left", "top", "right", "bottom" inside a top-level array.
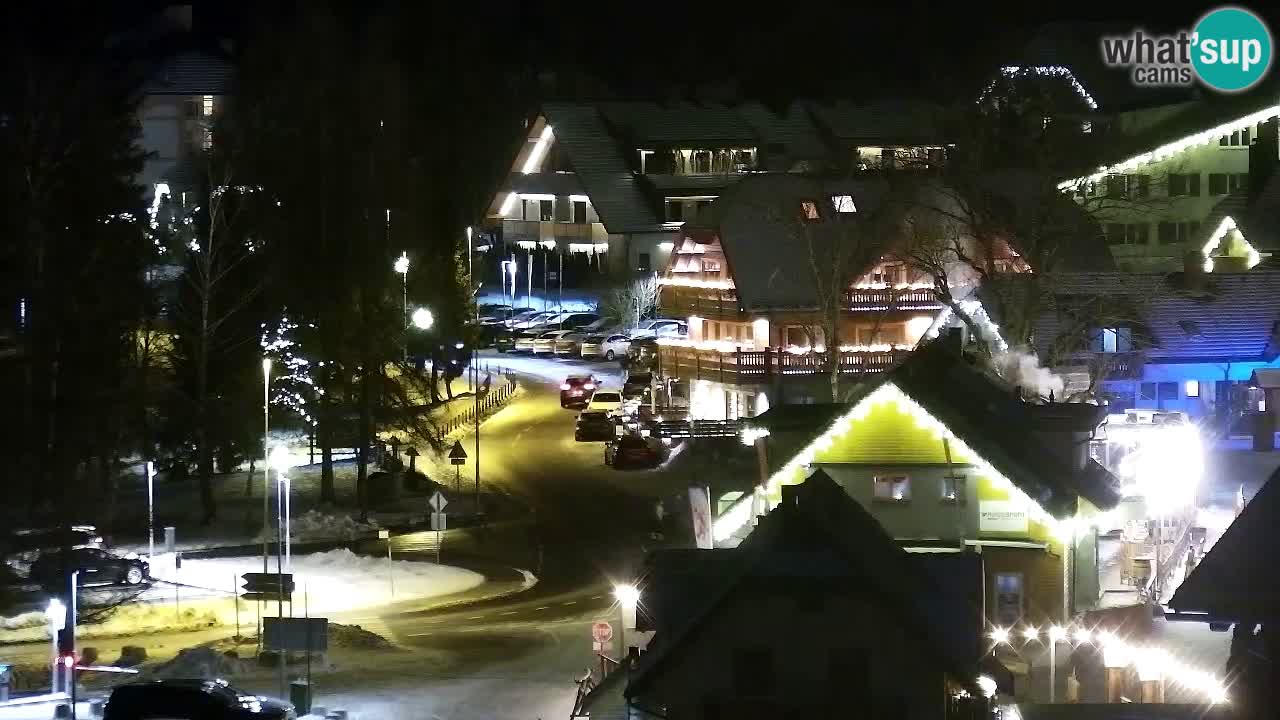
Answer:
[
  {"left": 627, "top": 470, "right": 983, "bottom": 700},
  {"left": 541, "top": 103, "right": 662, "bottom": 232},
  {"left": 692, "top": 173, "right": 898, "bottom": 311},
  {"left": 1168, "top": 467, "right": 1280, "bottom": 618},
  {"left": 1016, "top": 271, "right": 1280, "bottom": 364},
  {"left": 1198, "top": 171, "right": 1280, "bottom": 254},
  {"left": 753, "top": 335, "right": 1122, "bottom": 516}
]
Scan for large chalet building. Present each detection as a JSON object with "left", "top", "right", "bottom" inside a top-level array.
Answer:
[{"left": 481, "top": 99, "right": 947, "bottom": 279}]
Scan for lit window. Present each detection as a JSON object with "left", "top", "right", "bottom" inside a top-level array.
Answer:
[
  {"left": 831, "top": 195, "right": 857, "bottom": 213},
  {"left": 1184, "top": 380, "right": 1200, "bottom": 398},
  {"left": 941, "top": 475, "right": 965, "bottom": 503},
  {"left": 874, "top": 475, "right": 910, "bottom": 502},
  {"left": 800, "top": 200, "right": 821, "bottom": 220},
  {"left": 202, "top": 95, "right": 214, "bottom": 116}
]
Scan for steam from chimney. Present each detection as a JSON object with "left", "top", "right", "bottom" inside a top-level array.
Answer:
[{"left": 993, "top": 350, "right": 1064, "bottom": 401}]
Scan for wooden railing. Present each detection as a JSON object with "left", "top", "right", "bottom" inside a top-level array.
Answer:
[
  {"left": 660, "top": 286, "right": 740, "bottom": 317},
  {"left": 844, "top": 287, "right": 942, "bottom": 311},
  {"left": 658, "top": 345, "right": 908, "bottom": 383}
]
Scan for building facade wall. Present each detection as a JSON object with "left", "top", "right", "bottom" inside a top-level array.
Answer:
[{"left": 643, "top": 580, "right": 950, "bottom": 720}]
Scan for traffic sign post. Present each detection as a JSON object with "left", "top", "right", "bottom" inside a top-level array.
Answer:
[
  {"left": 379, "top": 529, "right": 394, "bottom": 598},
  {"left": 592, "top": 622, "right": 614, "bottom": 677},
  {"left": 449, "top": 441, "right": 467, "bottom": 493},
  {"left": 429, "top": 491, "right": 448, "bottom": 564},
  {"left": 242, "top": 572, "right": 295, "bottom": 604}
]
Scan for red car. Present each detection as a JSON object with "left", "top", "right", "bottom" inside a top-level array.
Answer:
[
  {"left": 560, "top": 375, "right": 598, "bottom": 407},
  {"left": 604, "top": 434, "right": 662, "bottom": 469}
]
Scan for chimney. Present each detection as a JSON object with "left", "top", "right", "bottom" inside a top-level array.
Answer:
[
  {"left": 1249, "top": 117, "right": 1278, "bottom": 203},
  {"left": 1184, "top": 250, "right": 1207, "bottom": 290}
]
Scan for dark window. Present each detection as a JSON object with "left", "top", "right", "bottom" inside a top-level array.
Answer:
[
  {"left": 1231, "top": 130, "right": 1241, "bottom": 145},
  {"left": 733, "top": 648, "right": 775, "bottom": 696},
  {"left": 1106, "top": 174, "right": 1124, "bottom": 198},
  {"left": 1242, "top": 127, "right": 1251, "bottom": 145},
  {"left": 1220, "top": 134, "right": 1230, "bottom": 146},
  {"left": 1158, "top": 382, "right": 1179, "bottom": 404},
  {"left": 1128, "top": 224, "right": 1148, "bottom": 245},
  {"left": 637, "top": 253, "right": 651, "bottom": 272},
  {"left": 539, "top": 199, "right": 554, "bottom": 221},
  {"left": 1140, "top": 382, "right": 1157, "bottom": 403},
  {"left": 1158, "top": 222, "right": 1176, "bottom": 244},
  {"left": 666, "top": 200, "right": 684, "bottom": 222},
  {"left": 573, "top": 200, "right": 587, "bottom": 224},
  {"left": 1169, "top": 174, "right": 1187, "bottom": 196},
  {"left": 1231, "top": 173, "right": 1249, "bottom": 192},
  {"left": 1093, "top": 327, "right": 1133, "bottom": 353},
  {"left": 1106, "top": 223, "right": 1126, "bottom": 245},
  {"left": 1209, "top": 173, "right": 1228, "bottom": 195},
  {"left": 1136, "top": 174, "right": 1150, "bottom": 198},
  {"left": 1189, "top": 173, "right": 1201, "bottom": 196}
]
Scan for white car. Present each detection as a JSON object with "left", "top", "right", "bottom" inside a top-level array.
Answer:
[
  {"left": 585, "top": 389, "right": 625, "bottom": 415},
  {"left": 628, "top": 319, "right": 687, "bottom": 339},
  {"left": 531, "top": 329, "right": 575, "bottom": 354},
  {"left": 586, "top": 333, "right": 632, "bottom": 361}
]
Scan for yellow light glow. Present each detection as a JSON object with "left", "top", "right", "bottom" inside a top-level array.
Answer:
[
  {"left": 498, "top": 192, "right": 517, "bottom": 217},
  {"left": 658, "top": 242, "right": 675, "bottom": 251},
  {"left": 657, "top": 277, "right": 735, "bottom": 290}
]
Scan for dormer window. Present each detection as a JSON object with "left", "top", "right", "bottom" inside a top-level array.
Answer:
[
  {"left": 1092, "top": 326, "right": 1133, "bottom": 353},
  {"left": 800, "top": 200, "right": 821, "bottom": 221},
  {"left": 831, "top": 195, "right": 857, "bottom": 213}
]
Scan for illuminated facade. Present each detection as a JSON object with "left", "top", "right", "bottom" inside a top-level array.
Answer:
[
  {"left": 727, "top": 335, "right": 1124, "bottom": 626},
  {"left": 482, "top": 100, "right": 948, "bottom": 279}
]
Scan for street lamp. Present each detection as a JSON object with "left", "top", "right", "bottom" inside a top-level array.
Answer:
[
  {"left": 269, "top": 446, "right": 295, "bottom": 570},
  {"left": 613, "top": 583, "right": 640, "bottom": 661},
  {"left": 395, "top": 252, "right": 410, "bottom": 362},
  {"left": 411, "top": 307, "right": 434, "bottom": 331},
  {"left": 262, "top": 357, "right": 272, "bottom": 574},
  {"left": 45, "top": 599, "right": 65, "bottom": 692}
]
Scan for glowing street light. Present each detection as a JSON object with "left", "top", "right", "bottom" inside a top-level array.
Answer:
[
  {"left": 1022, "top": 626, "right": 1040, "bottom": 642},
  {"left": 393, "top": 251, "right": 410, "bottom": 276},
  {"left": 269, "top": 446, "right": 297, "bottom": 570},
  {"left": 614, "top": 583, "right": 641, "bottom": 661},
  {"left": 411, "top": 307, "right": 434, "bottom": 331},
  {"left": 395, "top": 252, "right": 410, "bottom": 361},
  {"left": 989, "top": 627, "right": 1010, "bottom": 645}
]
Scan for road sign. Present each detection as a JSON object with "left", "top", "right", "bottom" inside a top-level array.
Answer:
[
  {"left": 264, "top": 617, "right": 328, "bottom": 652},
  {"left": 592, "top": 621, "right": 613, "bottom": 644},
  {"left": 449, "top": 440, "right": 468, "bottom": 465},
  {"left": 241, "top": 572, "right": 294, "bottom": 603},
  {"left": 429, "top": 491, "right": 449, "bottom": 512},
  {"left": 378, "top": 529, "right": 390, "bottom": 540},
  {"left": 430, "top": 512, "right": 447, "bottom": 531}
]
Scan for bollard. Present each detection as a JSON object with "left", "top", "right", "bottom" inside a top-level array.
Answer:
[{"left": 164, "top": 526, "right": 176, "bottom": 553}]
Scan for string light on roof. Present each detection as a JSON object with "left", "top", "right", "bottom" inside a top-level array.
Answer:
[{"left": 979, "top": 65, "right": 1099, "bottom": 110}]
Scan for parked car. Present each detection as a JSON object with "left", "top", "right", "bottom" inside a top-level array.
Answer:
[
  {"left": 604, "top": 434, "right": 662, "bottom": 469},
  {"left": 628, "top": 319, "right": 686, "bottom": 339},
  {"left": 104, "top": 679, "right": 295, "bottom": 720},
  {"left": 4, "top": 525, "right": 103, "bottom": 562},
  {"left": 581, "top": 333, "right": 632, "bottom": 361},
  {"left": 554, "top": 331, "right": 589, "bottom": 356},
  {"left": 29, "top": 547, "right": 149, "bottom": 588},
  {"left": 532, "top": 329, "right": 575, "bottom": 354},
  {"left": 574, "top": 410, "right": 617, "bottom": 441},
  {"left": 509, "top": 311, "right": 560, "bottom": 330},
  {"left": 556, "top": 312, "right": 600, "bottom": 329},
  {"left": 511, "top": 330, "right": 545, "bottom": 353},
  {"left": 560, "top": 375, "right": 598, "bottom": 407},
  {"left": 578, "top": 317, "right": 615, "bottom": 334},
  {"left": 622, "top": 372, "right": 652, "bottom": 401},
  {"left": 585, "top": 389, "right": 625, "bottom": 415},
  {"left": 624, "top": 338, "right": 660, "bottom": 371}
]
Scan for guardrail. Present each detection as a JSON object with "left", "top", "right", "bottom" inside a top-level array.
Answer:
[{"left": 438, "top": 373, "right": 518, "bottom": 436}]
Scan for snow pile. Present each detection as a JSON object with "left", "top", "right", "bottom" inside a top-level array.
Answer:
[
  {"left": 0, "top": 603, "right": 219, "bottom": 644},
  {"left": 152, "top": 646, "right": 241, "bottom": 679},
  {"left": 0, "top": 610, "right": 45, "bottom": 631},
  {"left": 154, "top": 549, "right": 484, "bottom": 613},
  {"left": 253, "top": 510, "right": 380, "bottom": 544},
  {"left": 329, "top": 623, "right": 395, "bottom": 650}
]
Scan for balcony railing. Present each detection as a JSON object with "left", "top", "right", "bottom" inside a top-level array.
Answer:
[
  {"left": 844, "top": 287, "right": 942, "bottom": 312},
  {"left": 660, "top": 285, "right": 740, "bottom": 318},
  {"left": 501, "top": 219, "right": 606, "bottom": 244},
  {"left": 658, "top": 345, "right": 909, "bottom": 383}
]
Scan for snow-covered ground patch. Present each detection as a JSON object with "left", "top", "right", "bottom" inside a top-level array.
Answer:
[
  {"left": 253, "top": 509, "right": 380, "bottom": 544},
  {"left": 0, "top": 602, "right": 220, "bottom": 644},
  {"left": 151, "top": 549, "right": 483, "bottom": 614}
]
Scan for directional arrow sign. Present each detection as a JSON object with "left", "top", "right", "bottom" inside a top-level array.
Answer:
[
  {"left": 448, "top": 440, "right": 468, "bottom": 465},
  {"left": 429, "top": 491, "right": 448, "bottom": 513}
]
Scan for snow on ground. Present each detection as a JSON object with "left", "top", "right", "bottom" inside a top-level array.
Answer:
[
  {"left": 253, "top": 509, "right": 380, "bottom": 544},
  {"left": 479, "top": 350, "right": 622, "bottom": 387},
  {"left": 0, "top": 602, "right": 220, "bottom": 644},
  {"left": 150, "top": 549, "right": 484, "bottom": 614}
]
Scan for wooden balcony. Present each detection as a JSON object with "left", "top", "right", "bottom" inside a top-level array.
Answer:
[
  {"left": 658, "top": 345, "right": 908, "bottom": 384},
  {"left": 844, "top": 287, "right": 942, "bottom": 312},
  {"left": 660, "top": 285, "right": 741, "bottom": 318},
  {"left": 500, "top": 219, "right": 606, "bottom": 244}
]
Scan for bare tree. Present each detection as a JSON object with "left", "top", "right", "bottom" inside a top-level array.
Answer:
[{"left": 601, "top": 275, "right": 660, "bottom": 330}]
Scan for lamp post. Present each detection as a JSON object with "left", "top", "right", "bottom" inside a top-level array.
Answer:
[
  {"left": 1048, "top": 624, "right": 1066, "bottom": 703},
  {"left": 269, "top": 446, "right": 294, "bottom": 571},
  {"left": 469, "top": 228, "right": 481, "bottom": 524},
  {"left": 146, "top": 461, "right": 155, "bottom": 560},
  {"left": 262, "top": 358, "right": 271, "bottom": 574},
  {"left": 45, "top": 599, "right": 65, "bottom": 693},
  {"left": 395, "top": 251, "right": 410, "bottom": 362},
  {"left": 613, "top": 584, "right": 640, "bottom": 663}
]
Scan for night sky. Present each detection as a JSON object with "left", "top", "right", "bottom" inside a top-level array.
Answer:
[{"left": 103, "top": 0, "right": 1280, "bottom": 104}]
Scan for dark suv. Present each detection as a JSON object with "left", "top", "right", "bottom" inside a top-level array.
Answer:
[{"left": 104, "top": 679, "right": 295, "bottom": 720}]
